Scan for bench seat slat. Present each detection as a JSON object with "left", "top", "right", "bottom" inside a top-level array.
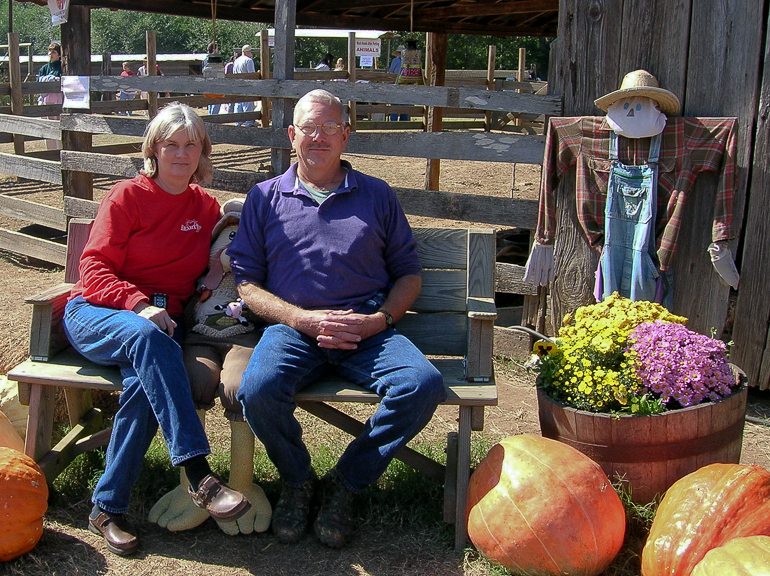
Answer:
[{"left": 9, "top": 350, "right": 497, "bottom": 407}]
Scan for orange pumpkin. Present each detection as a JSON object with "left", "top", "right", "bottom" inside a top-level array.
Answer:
[
  {"left": 466, "top": 434, "right": 626, "bottom": 576},
  {"left": 691, "top": 535, "right": 770, "bottom": 575},
  {"left": 0, "top": 447, "right": 48, "bottom": 562},
  {"left": 0, "top": 411, "right": 24, "bottom": 452},
  {"left": 642, "top": 464, "right": 770, "bottom": 576}
]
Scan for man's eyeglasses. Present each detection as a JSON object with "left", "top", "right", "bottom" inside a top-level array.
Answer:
[{"left": 294, "top": 121, "right": 345, "bottom": 137}]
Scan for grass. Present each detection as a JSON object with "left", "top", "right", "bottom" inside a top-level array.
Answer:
[{"left": 47, "top": 428, "right": 656, "bottom": 576}]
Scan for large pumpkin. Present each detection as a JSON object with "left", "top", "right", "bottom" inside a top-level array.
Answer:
[
  {"left": 691, "top": 535, "right": 770, "bottom": 575},
  {"left": 0, "top": 447, "right": 48, "bottom": 562},
  {"left": 641, "top": 464, "right": 770, "bottom": 576},
  {"left": 466, "top": 434, "right": 626, "bottom": 576}
]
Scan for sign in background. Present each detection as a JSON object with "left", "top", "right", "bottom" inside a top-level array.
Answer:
[{"left": 354, "top": 39, "right": 381, "bottom": 57}]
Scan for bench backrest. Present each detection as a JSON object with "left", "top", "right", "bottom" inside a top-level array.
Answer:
[
  {"left": 399, "top": 228, "right": 494, "bottom": 357},
  {"left": 40, "top": 221, "right": 494, "bottom": 365}
]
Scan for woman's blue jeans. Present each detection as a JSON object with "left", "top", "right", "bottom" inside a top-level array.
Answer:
[
  {"left": 237, "top": 323, "right": 446, "bottom": 493},
  {"left": 63, "top": 296, "right": 210, "bottom": 514}
]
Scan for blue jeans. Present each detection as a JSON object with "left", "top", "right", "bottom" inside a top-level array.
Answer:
[
  {"left": 63, "top": 296, "right": 210, "bottom": 514},
  {"left": 390, "top": 114, "right": 409, "bottom": 121},
  {"left": 234, "top": 101, "right": 255, "bottom": 127},
  {"left": 208, "top": 103, "right": 221, "bottom": 115},
  {"left": 237, "top": 320, "right": 445, "bottom": 493}
]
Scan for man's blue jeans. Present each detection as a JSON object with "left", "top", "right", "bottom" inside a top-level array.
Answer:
[
  {"left": 237, "top": 323, "right": 446, "bottom": 493},
  {"left": 234, "top": 101, "right": 255, "bottom": 127},
  {"left": 208, "top": 103, "right": 221, "bottom": 115},
  {"left": 63, "top": 296, "right": 210, "bottom": 514}
]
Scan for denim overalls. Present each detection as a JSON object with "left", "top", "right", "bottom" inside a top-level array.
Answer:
[{"left": 596, "top": 132, "right": 670, "bottom": 306}]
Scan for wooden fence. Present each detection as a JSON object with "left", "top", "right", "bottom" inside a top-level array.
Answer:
[{"left": 0, "top": 67, "right": 561, "bottom": 358}]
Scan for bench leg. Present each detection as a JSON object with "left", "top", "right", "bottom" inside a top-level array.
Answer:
[
  {"left": 454, "top": 405, "right": 472, "bottom": 551},
  {"left": 24, "top": 384, "right": 56, "bottom": 463}
]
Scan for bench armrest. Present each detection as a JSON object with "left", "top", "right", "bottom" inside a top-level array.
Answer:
[
  {"left": 467, "top": 296, "right": 497, "bottom": 321},
  {"left": 26, "top": 282, "right": 75, "bottom": 361},
  {"left": 465, "top": 297, "right": 496, "bottom": 382}
]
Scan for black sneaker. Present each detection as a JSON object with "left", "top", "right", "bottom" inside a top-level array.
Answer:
[
  {"left": 271, "top": 472, "right": 317, "bottom": 543},
  {"left": 313, "top": 469, "right": 357, "bottom": 548}
]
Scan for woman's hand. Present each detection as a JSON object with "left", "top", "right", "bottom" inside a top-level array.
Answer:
[{"left": 132, "top": 301, "right": 177, "bottom": 337}]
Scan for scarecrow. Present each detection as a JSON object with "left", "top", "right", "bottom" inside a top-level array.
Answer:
[
  {"left": 524, "top": 69, "right": 739, "bottom": 308},
  {"left": 148, "top": 198, "right": 272, "bottom": 535}
]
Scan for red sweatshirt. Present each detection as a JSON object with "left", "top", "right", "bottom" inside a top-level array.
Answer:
[{"left": 71, "top": 175, "right": 220, "bottom": 317}]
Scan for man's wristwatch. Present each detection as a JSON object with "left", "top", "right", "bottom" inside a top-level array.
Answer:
[{"left": 378, "top": 308, "right": 394, "bottom": 328}]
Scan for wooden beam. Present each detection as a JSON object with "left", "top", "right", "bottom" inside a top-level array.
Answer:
[
  {"left": 425, "top": 32, "right": 447, "bottom": 191},
  {"left": 0, "top": 229, "right": 66, "bottom": 265},
  {"left": 88, "top": 76, "right": 563, "bottom": 115},
  {"left": 0, "top": 195, "right": 67, "bottom": 230},
  {"left": 416, "top": 0, "right": 558, "bottom": 19},
  {"left": 0, "top": 114, "right": 60, "bottom": 140},
  {"left": 145, "top": 30, "right": 158, "bottom": 118},
  {"left": 271, "top": 0, "right": 296, "bottom": 174},
  {"left": 8, "top": 33, "right": 25, "bottom": 155},
  {"left": 0, "top": 152, "right": 62, "bottom": 184},
  {"left": 61, "top": 5, "right": 93, "bottom": 200}
]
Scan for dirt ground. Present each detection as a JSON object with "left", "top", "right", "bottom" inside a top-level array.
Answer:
[{"left": 0, "top": 139, "right": 768, "bottom": 576}]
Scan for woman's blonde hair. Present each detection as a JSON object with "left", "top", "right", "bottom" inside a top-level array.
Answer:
[{"left": 141, "top": 102, "right": 213, "bottom": 185}]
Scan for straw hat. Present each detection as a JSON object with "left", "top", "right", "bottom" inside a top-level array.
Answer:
[
  {"left": 594, "top": 70, "right": 680, "bottom": 116},
  {"left": 392, "top": 45, "right": 406, "bottom": 56}
]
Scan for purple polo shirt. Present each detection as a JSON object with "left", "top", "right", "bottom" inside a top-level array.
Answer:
[{"left": 228, "top": 161, "right": 421, "bottom": 312}]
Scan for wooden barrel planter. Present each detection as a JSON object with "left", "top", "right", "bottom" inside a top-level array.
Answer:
[{"left": 537, "top": 366, "right": 748, "bottom": 503}]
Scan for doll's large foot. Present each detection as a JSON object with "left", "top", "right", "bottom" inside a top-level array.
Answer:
[
  {"left": 215, "top": 482, "right": 272, "bottom": 535},
  {"left": 148, "top": 485, "right": 209, "bottom": 531}
]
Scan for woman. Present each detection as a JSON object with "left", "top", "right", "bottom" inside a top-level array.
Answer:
[
  {"left": 37, "top": 42, "right": 64, "bottom": 148},
  {"left": 63, "top": 102, "right": 250, "bottom": 557}
]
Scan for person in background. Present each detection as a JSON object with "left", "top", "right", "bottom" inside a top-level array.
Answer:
[
  {"left": 118, "top": 61, "right": 136, "bottom": 116},
  {"left": 334, "top": 57, "right": 346, "bottom": 71},
  {"left": 314, "top": 53, "right": 334, "bottom": 71},
  {"left": 233, "top": 44, "right": 256, "bottom": 127},
  {"left": 203, "top": 42, "right": 222, "bottom": 116},
  {"left": 388, "top": 45, "right": 408, "bottom": 121},
  {"left": 63, "top": 102, "right": 251, "bottom": 557},
  {"left": 37, "top": 42, "right": 62, "bottom": 80},
  {"left": 228, "top": 89, "right": 445, "bottom": 549},
  {"left": 37, "top": 42, "right": 64, "bottom": 149}
]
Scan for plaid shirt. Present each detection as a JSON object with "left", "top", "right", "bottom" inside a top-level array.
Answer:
[{"left": 536, "top": 116, "right": 737, "bottom": 271}]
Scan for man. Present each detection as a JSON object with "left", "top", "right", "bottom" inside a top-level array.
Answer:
[
  {"left": 387, "top": 45, "right": 408, "bottom": 121},
  {"left": 228, "top": 89, "right": 445, "bottom": 548},
  {"left": 232, "top": 44, "right": 256, "bottom": 126}
]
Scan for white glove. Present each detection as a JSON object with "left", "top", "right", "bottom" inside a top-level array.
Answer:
[
  {"left": 524, "top": 241, "right": 554, "bottom": 286},
  {"left": 708, "top": 241, "right": 740, "bottom": 289}
]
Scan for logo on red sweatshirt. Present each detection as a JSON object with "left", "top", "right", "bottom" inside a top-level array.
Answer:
[{"left": 181, "top": 219, "right": 202, "bottom": 232}]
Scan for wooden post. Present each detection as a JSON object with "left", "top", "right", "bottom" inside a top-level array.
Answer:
[
  {"left": 101, "top": 52, "right": 113, "bottom": 100},
  {"left": 484, "top": 45, "right": 496, "bottom": 132},
  {"left": 7, "top": 33, "right": 24, "bottom": 155},
  {"left": 259, "top": 29, "right": 271, "bottom": 128},
  {"left": 146, "top": 30, "right": 158, "bottom": 118},
  {"left": 515, "top": 47, "right": 527, "bottom": 127},
  {"left": 61, "top": 5, "right": 93, "bottom": 201},
  {"left": 424, "top": 32, "right": 447, "bottom": 191},
  {"left": 271, "top": 0, "right": 296, "bottom": 174},
  {"left": 347, "top": 32, "right": 357, "bottom": 131}
]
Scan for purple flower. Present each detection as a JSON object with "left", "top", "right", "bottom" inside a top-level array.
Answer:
[{"left": 625, "top": 321, "right": 737, "bottom": 408}]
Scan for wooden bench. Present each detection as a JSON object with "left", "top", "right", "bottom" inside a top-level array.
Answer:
[{"left": 8, "top": 219, "right": 498, "bottom": 549}]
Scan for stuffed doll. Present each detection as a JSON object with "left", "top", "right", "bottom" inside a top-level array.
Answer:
[{"left": 149, "top": 198, "right": 271, "bottom": 536}]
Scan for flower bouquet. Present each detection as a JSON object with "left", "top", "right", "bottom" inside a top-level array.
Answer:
[{"left": 534, "top": 292, "right": 739, "bottom": 414}]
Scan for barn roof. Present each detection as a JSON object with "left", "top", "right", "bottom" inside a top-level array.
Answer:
[{"left": 25, "top": 0, "right": 559, "bottom": 37}]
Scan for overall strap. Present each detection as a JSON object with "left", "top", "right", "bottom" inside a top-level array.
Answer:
[
  {"left": 609, "top": 131, "right": 619, "bottom": 160},
  {"left": 648, "top": 133, "right": 662, "bottom": 164}
]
